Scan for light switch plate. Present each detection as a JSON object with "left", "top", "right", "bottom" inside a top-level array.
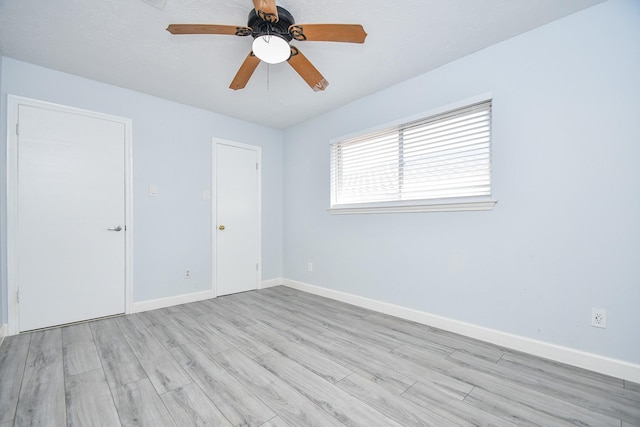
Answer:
[{"left": 149, "top": 185, "right": 158, "bottom": 197}]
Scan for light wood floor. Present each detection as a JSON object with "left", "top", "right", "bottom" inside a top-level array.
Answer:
[{"left": 1, "top": 286, "right": 638, "bottom": 426}]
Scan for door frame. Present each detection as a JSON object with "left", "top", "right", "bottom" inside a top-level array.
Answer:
[
  {"left": 6, "top": 95, "right": 134, "bottom": 335},
  {"left": 212, "top": 138, "right": 262, "bottom": 297}
]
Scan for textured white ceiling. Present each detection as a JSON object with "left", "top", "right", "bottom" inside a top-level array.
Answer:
[{"left": 0, "top": 0, "right": 605, "bottom": 128}]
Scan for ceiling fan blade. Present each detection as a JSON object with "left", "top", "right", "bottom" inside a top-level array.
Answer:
[
  {"left": 253, "top": 0, "right": 279, "bottom": 23},
  {"left": 166, "top": 24, "right": 252, "bottom": 36},
  {"left": 287, "top": 47, "right": 329, "bottom": 92},
  {"left": 289, "top": 24, "right": 367, "bottom": 43},
  {"left": 229, "top": 51, "right": 261, "bottom": 90}
]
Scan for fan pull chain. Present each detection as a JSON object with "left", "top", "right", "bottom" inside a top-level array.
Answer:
[{"left": 267, "top": 63, "right": 270, "bottom": 91}]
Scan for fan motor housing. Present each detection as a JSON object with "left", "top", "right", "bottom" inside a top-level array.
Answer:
[{"left": 248, "top": 6, "right": 294, "bottom": 42}]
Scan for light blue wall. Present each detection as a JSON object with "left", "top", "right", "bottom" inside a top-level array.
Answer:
[
  {"left": 283, "top": 0, "right": 640, "bottom": 363},
  {"left": 0, "top": 58, "right": 284, "bottom": 308},
  {"left": 0, "top": 54, "right": 5, "bottom": 325}
]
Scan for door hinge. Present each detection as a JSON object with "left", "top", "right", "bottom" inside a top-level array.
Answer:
[
  {"left": 256, "top": 162, "right": 259, "bottom": 170},
  {"left": 16, "top": 123, "right": 19, "bottom": 135},
  {"left": 16, "top": 289, "right": 20, "bottom": 303},
  {"left": 256, "top": 263, "right": 259, "bottom": 271}
]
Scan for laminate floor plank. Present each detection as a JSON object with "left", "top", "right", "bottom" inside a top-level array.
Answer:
[
  {"left": 254, "top": 350, "right": 404, "bottom": 427},
  {"left": 364, "top": 312, "right": 505, "bottom": 362},
  {"left": 283, "top": 296, "right": 373, "bottom": 326},
  {"left": 394, "top": 344, "right": 621, "bottom": 427},
  {"left": 626, "top": 380, "right": 640, "bottom": 392},
  {"left": 121, "top": 327, "right": 192, "bottom": 394},
  {"left": 137, "top": 308, "right": 192, "bottom": 349},
  {"left": 199, "top": 313, "right": 274, "bottom": 358},
  {"left": 111, "top": 378, "right": 175, "bottom": 427},
  {"left": 170, "top": 344, "right": 276, "bottom": 427},
  {"left": 461, "top": 385, "right": 582, "bottom": 427},
  {"left": 252, "top": 308, "right": 297, "bottom": 332},
  {"left": 336, "top": 373, "right": 458, "bottom": 427},
  {"left": 236, "top": 292, "right": 331, "bottom": 334},
  {"left": 210, "top": 298, "right": 256, "bottom": 328},
  {"left": 320, "top": 330, "right": 474, "bottom": 400},
  {"left": 201, "top": 298, "right": 257, "bottom": 328},
  {"left": 62, "top": 323, "right": 101, "bottom": 376},
  {"left": 14, "top": 329, "right": 66, "bottom": 427},
  {"left": 270, "top": 288, "right": 371, "bottom": 320},
  {"left": 243, "top": 323, "right": 353, "bottom": 384},
  {"left": 361, "top": 319, "right": 457, "bottom": 358},
  {"left": 65, "top": 368, "right": 121, "bottom": 427},
  {"left": 498, "top": 351, "right": 640, "bottom": 404},
  {"left": 231, "top": 294, "right": 296, "bottom": 332},
  {"left": 502, "top": 349, "right": 625, "bottom": 388},
  {"left": 92, "top": 325, "right": 147, "bottom": 389},
  {"left": 277, "top": 324, "right": 416, "bottom": 394},
  {"left": 255, "top": 294, "right": 371, "bottom": 335},
  {"left": 401, "top": 381, "right": 512, "bottom": 427},
  {"left": 0, "top": 342, "right": 30, "bottom": 423},
  {"left": 0, "top": 332, "right": 32, "bottom": 349},
  {"left": 259, "top": 416, "right": 291, "bottom": 427},
  {"left": 177, "top": 300, "right": 217, "bottom": 318},
  {"left": 449, "top": 349, "right": 640, "bottom": 424},
  {"left": 137, "top": 307, "right": 178, "bottom": 328},
  {"left": 1, "top": 286, "right": 636, "bottom": 427},
  {"left": 166, "top": 308, "right": 235, "bottom": 356},
  {"left": 160, "top": 382, "right": 233, "bottom": 427},
  {"left": 28, "top": 327, "right": 62, "bottom": 350},
  {"left": 289, "top": 308, "right": 408, "bottom": 353},
  {"left": 115, "top": 313, "right": 148, "bottom": 335},
  {"left": 150, "top": 323, "right": 193, "bottom": 351},
  {"left": 245, "top": 290, "right": 301, "bottom": 316},
  {"left": 213, "top": 348, "right": 345, "bottom": 427},
  {"left": 135, "top": 309, "right": 158, "bottom": 328},
  {"left": 88, "top": 316, "right": 120, "bottom": 331}
]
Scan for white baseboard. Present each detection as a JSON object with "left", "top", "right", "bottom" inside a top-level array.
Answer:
[
  {"left": 132, "top": 290, "right": 216, "bottom": 313},
  {"left": 260, "top": 277, "right": 284, "bottom": 289},
  {"left": 0, "top": 324, "right": 7, "bottom": 348},
  {"left": 283, "top": 279, "right": 640, "bottom": 383}
]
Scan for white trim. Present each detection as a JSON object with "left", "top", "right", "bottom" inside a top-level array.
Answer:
[
  {"left": 6, "top": 95, "right": 134, "bottom": 335},
  {"left": 212, "top": 138, "right": 262, "bottom": 297},
  {"left": 282, "top": 279, "right": 640, "bottom": 383},
  {"left": 328, "top": 200, "right": 497, "bottom": 214},
  {"left": 260, "top": 278, "right": 284, "bottom": 289},
  {"left": 132, "top": 290, "right": 216, "bottom": 313}
]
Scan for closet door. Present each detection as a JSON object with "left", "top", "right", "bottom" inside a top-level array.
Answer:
[{"left": 16, "top": 102, "right": 127, "bottom": 331}]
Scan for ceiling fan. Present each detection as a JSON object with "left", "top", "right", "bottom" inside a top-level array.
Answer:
[{"left": 166, "top": 0, "right": 367, "bottom": 91}]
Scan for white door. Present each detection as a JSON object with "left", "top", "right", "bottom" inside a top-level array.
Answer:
[
  {"left": 214, "top": 141, "right": 261, "bottom": 296},
  {"left": 15, "top": 102, "right": 127, "bottom": 331}
]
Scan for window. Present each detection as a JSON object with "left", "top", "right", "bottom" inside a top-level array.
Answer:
[{"left": 329, "top": 98, "right": 496, "bottom": 213}]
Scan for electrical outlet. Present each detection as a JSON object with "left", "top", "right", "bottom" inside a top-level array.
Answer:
[
  {"left": 307, "top": 261, "right": 313, "bottom": 272},
  {"left": 592, "top": 308, "right": 606, "bottom": 328},
  {"left": 184, "top": 269, "right": 191, "bottom": 279}
]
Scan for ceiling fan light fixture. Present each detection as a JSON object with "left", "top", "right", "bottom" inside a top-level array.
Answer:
[{"left": 252, "top": 35, "right": 290, "bottom": 64}]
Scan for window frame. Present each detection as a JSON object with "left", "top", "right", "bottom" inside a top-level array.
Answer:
[{"left": 328, "top": 94, "right": 497, "bottom": 214}]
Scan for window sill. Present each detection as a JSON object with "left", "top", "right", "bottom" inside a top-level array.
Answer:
[{"left": 328, "top": 199, "right": 498, "bottom": 215}]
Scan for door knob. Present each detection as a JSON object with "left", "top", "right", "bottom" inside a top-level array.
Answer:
[
  {"left": 218, "top": 225, "right": 225, "bottom": 231},
  {"left": 108, "top": 225, "right": 123, "bottom": 232}
]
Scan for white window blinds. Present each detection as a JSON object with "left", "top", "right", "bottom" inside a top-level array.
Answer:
[{"left": 330, "top": 100, "right": 492, "bottom": 208}]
